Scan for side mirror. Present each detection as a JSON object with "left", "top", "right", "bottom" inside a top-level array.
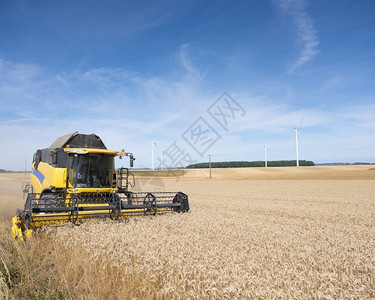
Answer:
[{"left": 129, "top": 154, "right": 135, "bottom": 168}]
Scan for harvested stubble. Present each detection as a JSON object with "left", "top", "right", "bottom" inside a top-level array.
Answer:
[{"left": 47, "top": 179, "right": 375, "bottom": 299}]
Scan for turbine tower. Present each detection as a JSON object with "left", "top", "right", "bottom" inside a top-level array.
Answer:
[
  {"left": 264, "top": 144, "right": 268, "bottom": 168},
  {"left": 151, "top": 139, "right": 156, "bottom": 170},
  {"left": 161, "top": 150, "right": 164, "bottom": 170},
  {"left": 294, "top": 119, "right": 303, "bottom": 167},
  {"left": 294, "top": 128, "right": 299, "bottom": 167}
]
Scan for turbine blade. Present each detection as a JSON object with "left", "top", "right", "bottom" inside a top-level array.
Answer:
[{"left": 298, "top": 118, "right": 304, "bottom": 129}]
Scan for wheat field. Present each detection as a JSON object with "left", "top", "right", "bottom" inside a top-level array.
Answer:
[{"left": 1, "top": 166, "right": 375, "bottom": 299}]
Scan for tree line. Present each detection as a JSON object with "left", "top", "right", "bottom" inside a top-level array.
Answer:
[{"left": 186, "top": 160, "right": 315, "bottom": 169}]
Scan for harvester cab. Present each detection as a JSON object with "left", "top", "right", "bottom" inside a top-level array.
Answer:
[{"left": 12, "top": 132, "right": 189, "bottom": 240}]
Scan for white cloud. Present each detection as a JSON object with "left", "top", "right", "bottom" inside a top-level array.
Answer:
[
  {"left": 1, "top": 53, "right": 374, "bottom": 170},
  {"left": 177, "top": 43, "right": 203, "bottom": 82},
  {"left": 274, "top": 0, "right": 319, "bottom": 72},
  {"left": 0, "top": 54, "right": 211, "bottom": 170}
]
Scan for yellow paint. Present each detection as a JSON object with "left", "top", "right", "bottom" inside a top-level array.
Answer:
[
  {"left": 12, "top": 207, "right": 169, "bottom": 241},
  {"left": 63, "top": 148, "right": 126, "bottom": 156},
  {"left": 13, "top": 145, "right": 173, "bottom": 241},
  {"left": 31, "top": 161, "right": 68, "bottom": 194},
  {"left": 11, "top": 216, "right": 33, "bottom": 241}
]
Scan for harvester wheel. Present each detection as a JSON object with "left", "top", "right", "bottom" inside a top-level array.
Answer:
[{"left": 143, "top": 193, "right": 156, "bottom": 216}]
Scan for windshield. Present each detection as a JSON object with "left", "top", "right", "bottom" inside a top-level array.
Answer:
[{"left": 68, "top": 154, "right": 114, "bottom": 188}]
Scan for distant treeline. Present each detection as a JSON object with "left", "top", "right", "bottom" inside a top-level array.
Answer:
[{"left": 186, "top": 160, "right": 315, "bottom": 169}]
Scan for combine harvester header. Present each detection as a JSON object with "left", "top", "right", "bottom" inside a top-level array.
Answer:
[{"left": 12, "top": 132, "right": 189, "bottom": 240}]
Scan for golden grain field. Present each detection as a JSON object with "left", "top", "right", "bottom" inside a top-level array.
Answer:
[{"left": 1, "top": 166, "right": 375, "bottom": 299}]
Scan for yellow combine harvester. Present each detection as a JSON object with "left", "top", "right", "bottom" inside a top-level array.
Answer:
[{"left": 11, "top": 132, "right": 189, "bottom": 240}]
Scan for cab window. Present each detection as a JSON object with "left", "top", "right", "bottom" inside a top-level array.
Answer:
[{"left": 68, "top": 154, "right": 114, "bottom": 188}]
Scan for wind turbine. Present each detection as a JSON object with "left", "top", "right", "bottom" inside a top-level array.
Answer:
[
  {"left": 293, "top": 119, "right": 303, "bottom": 167},
  {"left": 151, "top": 139, "right": 156, "bottom": 170},
  {"left": 151, "top": 137, "right": 162, "bottom": 170},
  {"left": 264, "top": 144, "right": 268, "bottom": 168},
  {"left": 161, "top": 150, "right": 164, "bottom": 170}
]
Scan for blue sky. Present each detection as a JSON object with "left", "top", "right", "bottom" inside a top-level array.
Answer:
[{"left": 0, "top": 0, "right": 374, "bottom": 170}]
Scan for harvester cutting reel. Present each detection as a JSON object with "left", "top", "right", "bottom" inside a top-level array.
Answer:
[{"left": 12, "top": 191, "right": 189, "bottom": 241}]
